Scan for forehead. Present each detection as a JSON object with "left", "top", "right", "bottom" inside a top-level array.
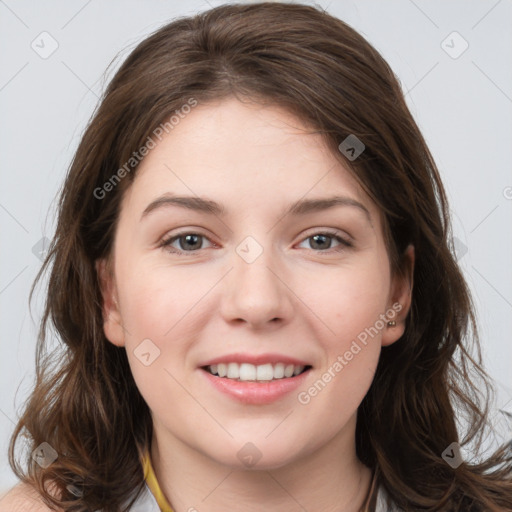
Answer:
[{"left": 121, "top": 97, "right": 379, "bottom": 224}]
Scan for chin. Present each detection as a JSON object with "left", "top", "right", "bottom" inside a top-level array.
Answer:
[{"left": 203, "top": 437, "right": 305, "bottom": 471}]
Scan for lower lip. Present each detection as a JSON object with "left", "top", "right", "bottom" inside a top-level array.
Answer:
[{"left": 200, "top": 368, "right": 311, "bottom": 405}]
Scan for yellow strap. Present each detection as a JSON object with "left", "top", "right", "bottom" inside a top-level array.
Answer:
[{"left": 142, "top": 451, "right": 175, "bottom": 512}]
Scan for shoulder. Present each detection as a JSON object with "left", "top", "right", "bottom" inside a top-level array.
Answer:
[{"left": 0, "top": 482, "right": 60, "bottom": 512}]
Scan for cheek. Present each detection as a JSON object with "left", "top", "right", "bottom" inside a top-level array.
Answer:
[
  {"left": 114, "top": 262, "right": 189, "bottom": 378},
  {"left": 118, "top": 269, "right": 194, "bottom": 416},
  {"left": 314, "top": 257, "right": 391, "bottom": 340},
  {"left": 119, "top": 260, "right": 195, "bottom": 338},
  {"left": 117, "top": 259, "right": 220, "bottom": 397},
  {"left": 297, "top": 266, "right": 387, "bottom": 427},
  {"left": 304, "top": 256, "right": 389, "bottom": 398}
]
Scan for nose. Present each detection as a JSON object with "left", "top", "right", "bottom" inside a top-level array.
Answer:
[{"left": 220, "top": 243, "right": 294, "bottom": 330}]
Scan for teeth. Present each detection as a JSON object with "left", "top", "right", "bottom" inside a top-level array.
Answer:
[
  {"left": 240, "top": 363, "right": 256, "bottom": 381},
  {"left": 274, "top": 363, "right": 284, "bottom": 379},
  {"left": 256, "top": 364, "right": 274, "bottom": 381},
  {"left": 206, "top": 362, "right": 307, "bottom": 381},
  {"left": 217, "top": 363, "right": 227, "bottom": 377},
  {"left": 284, "top": 364, "right": 294, "bottom": 378},
  {"left": 227, "top": 362, "right": 239, "bottom": 379}
]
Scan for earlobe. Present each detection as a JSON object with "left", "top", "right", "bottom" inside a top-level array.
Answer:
[
  {"left": 381, "top": 244, "right": 415, "bottom": 347},
  {"left": 95, "top": 258, "right": 126, "bottom": 347}
]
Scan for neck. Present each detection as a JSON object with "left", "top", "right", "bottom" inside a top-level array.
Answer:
[{"left": 150, "top": 415, "right": 373, "bottom": 512}]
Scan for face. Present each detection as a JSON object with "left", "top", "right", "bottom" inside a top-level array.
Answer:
[{"left": 97, "top": 97, "right": 413, "bottom": 470}]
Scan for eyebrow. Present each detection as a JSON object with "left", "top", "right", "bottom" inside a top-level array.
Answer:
[{"left": 140, "top": 193, "right": 371, "bottom": 222}]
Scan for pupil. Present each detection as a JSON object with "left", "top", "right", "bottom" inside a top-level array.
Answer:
[
  {"left": 312, "top": 234, "right": 330, "bottom": 250},
  {"left": 182, "top": 234, "right": 201, "bottom": 250}
]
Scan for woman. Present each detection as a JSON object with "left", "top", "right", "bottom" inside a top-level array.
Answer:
[{"left": 2, "top": 2, "right": 511, "bottom": 511}]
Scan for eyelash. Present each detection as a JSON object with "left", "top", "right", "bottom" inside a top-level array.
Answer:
[{"left": 158, "top": 230, "right": 353, "bottom": 256}]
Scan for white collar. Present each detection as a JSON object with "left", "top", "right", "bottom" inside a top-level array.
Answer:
[{"left": 121, "top": 483, "right": 161, "bottom": 512}]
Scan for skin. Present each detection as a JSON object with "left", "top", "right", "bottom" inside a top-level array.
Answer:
[{"left": 97, "top": 97, "right": 414, "bottom": 512}]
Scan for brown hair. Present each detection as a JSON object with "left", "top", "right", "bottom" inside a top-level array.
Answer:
[{"left": 8, "top": 2, "right": 512, "bottom": 511}]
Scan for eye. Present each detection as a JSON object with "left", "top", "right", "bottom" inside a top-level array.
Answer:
[
  {"left": 158, "top": 229, "right": 352, "bottom": 256},
  {"left": 159, "top": 232, "right": 214, "bottom": 255},
  {"left": 297, "top": 231, "right": 352, "bottom": 253}
]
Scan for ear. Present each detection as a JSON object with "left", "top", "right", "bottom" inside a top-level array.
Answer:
[
  {"left": 381, "top": 244, "right": 414, "bottom": 347},
  {"left": 95, "top": 258, "right": 126, "bottom": 347}
]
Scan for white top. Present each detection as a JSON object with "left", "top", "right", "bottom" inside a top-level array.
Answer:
[
  {"left": 123, "top": 481, "right": 401, "bottom": 512},
  {"left": 123, "top": 484, "right": 160, "bottom": 512}
]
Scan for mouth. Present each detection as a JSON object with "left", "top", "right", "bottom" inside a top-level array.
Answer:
[
  {"left": 201, "top": 362, "right": 312, "bottom": 382},
  {"left": 198, "top": 353, "right": 313, "bottom": 404}
]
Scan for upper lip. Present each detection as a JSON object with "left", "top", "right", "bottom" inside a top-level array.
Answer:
[{"left": 199, "top": 353, "right": 312, "bottom": 367}]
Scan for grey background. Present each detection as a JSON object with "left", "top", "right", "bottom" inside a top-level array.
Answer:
[{"left": 1, "top": 0, "right": 511, "bottom": 493}]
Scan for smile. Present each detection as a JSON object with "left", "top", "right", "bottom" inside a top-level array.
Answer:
[
  {"left": 198, "top": 353, "right": 313, "bottom": 404},
  {"left": 203, "top": 362, "right": 311, "bottom": 381}
]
